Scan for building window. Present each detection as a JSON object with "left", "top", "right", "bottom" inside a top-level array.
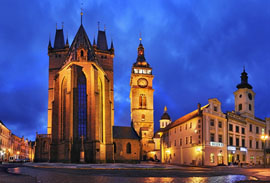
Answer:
[
  {"left": 218, "top": 121, "right": 222, "bottom": 128},
  {"left": 242, "top": 139, "right": 245, "bottom": 147},
  {"left": 236, "top": 126, "right": 239, "bottom": 133},
  {"left": 113, "top": 142, "right": 116, "bottom": 153},
  {"left": 175, "top": 128, "right": 176, "bottom": 133},
  {"left": 256, "top": 126, "right": 259, "bottom": 134},
  {"left": 210, "top": 153, "right": 215, "bottom": 163},
  {"left": 185, "top": 137, "right": 188, "bottom": 144},
  {"left": 141, "top": 114, "right": 145, "bottom": 121},
  {"left": 210, "top": 119, "right": 215, "bottom": 127},
  {"left": 190, "top": 136, "right": 192, "bottom": 144},
  {"left": 249, "top": 124, "right": 252, "bottom": 132},
  {"left": 242, "top": 128, "right": 245, "bottom": 134},
  {"left": 249, "top": 104, "right": 252, "bottom": 111},
  {"left": 214, "top": 106, "right": 217, "bottom": 112},
  {"left": 126, "top": 142, "right": 131, "bottom": 154},
  {"left": 180, "top": 138, "right": 182, "bottom": 146},
  {"left": 256, "top": 141, "right": 259, "bottom": 149},
  {"left": 229, "top": 124, "right": 233, "bottom": 131},
  {"left": 81, "top": 50, "right": 84, "bottom": 57},
  {"left": 229, "top": 136, "right": 233, "bottom": 146},
  {"left": 185, "top": 124, "right": 187, "bottom": 130},
  {"left": 239, "top": 104, "right": 242, "bottom": 111},
  {"left": 236, "top": 138, "right": 239, "bottom": 146},
  {"left": 139, "top": 94, "right": 146, "bottom": 108},
  {"left": 210, "top": 133, "right": 215, "bottom": 142},
  {"left": 218, "top": 135, "right": 222, "bottom": 143},
  {"left": 190, "top": 122, "right": 192, "bottom": 129},
  {"left": 249, "top": 140, "right": 252, "bottom": 148},
  {"left": 78, "top": 71, "right": 87, "bottom": 139},
  {"left": 237, "top": 154, "right": 240, "bottom": 161},
  {"left": 162, "top": 122, "right": 164, "bottom": 127},
  {"left": 174, "top": 140, "right": 176, "bottom": 146},
  {"left": 242, "top": 154, "right": 246, "bottom": 162},
  {"left": 180, "top": 126, "right": 182, "bottom": 132}
]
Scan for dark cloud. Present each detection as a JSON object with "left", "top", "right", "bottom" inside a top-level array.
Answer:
[{"left": 1, "top": 0, "right": 270, "bottom": 140}]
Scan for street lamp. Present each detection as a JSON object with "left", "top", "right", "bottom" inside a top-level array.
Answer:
[{"left": 261, "top": 134, "right": 268, "bottom": 168}]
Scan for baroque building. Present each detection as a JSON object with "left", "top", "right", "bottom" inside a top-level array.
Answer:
[{"left": 159, "top": 69, "right": 270, "bottom": 166}]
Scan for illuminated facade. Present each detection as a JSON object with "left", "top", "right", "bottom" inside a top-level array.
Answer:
[
  {"left": 35, "top": 14, "right": 114, "bottom": 162},
  {"left": 160, "top": 69, "right": 270, "bottom": 166},
  {"left": 160, "top": 99, "right": 227, "bottom": 166},
  {"left": 0, "top": 120, "right": 34, "bottom": 162},
  {"left": 129, "top": 39, "right": 155, "bottom": 159}
]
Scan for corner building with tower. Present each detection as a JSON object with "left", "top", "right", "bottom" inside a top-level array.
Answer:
[{"left": 158, "top": 69, "right": 270, "bottom": 166}]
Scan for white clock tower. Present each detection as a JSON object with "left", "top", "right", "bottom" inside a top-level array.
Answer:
[
  {"left": 234, "top": 68, "right": 255, "bottom": 117},
  {"left": 130, "top": 38, "right": 154, "bottom": 159}
]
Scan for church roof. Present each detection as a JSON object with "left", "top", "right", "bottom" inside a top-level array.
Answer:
[
  {"left": 113, "top": 126, "right": 140, "bottom": 139},
  {"left": 67, "top": 25, "right": 94, "bottom": 61},
  {"left": 97, "top": 30, "right": 108, "bottom": 51},
  {"left": 54, "top": 29, "right": 65, "bottom": 49}
]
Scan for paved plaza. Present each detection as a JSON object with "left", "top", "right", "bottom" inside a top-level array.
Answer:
[{"left": 0, "top": 162, "right": 269, "bottom": 183}]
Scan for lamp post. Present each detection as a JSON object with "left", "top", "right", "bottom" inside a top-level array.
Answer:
[{"left": 261, "top": 135, "right": 268, "bottom": 168}]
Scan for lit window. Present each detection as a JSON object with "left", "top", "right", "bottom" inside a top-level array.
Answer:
[{"left": 210, "top": 153, "right": 215, "bottom": 163}]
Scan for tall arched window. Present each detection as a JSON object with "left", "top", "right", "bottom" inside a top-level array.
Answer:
[
  {"left": 98, "top": 79, "right": 104, "bottom": 142},
  {"left": 61, "top": 78, "right": 67, "bottom": 140},
  {"left": 126, "top": 142, "right": 131, "bottom": 154},
  {"left": 139, "top": 94, "right": 146, "bottom": 108},
  {"left": 78, "top": 71, "right": 87, "bottom": 138}
]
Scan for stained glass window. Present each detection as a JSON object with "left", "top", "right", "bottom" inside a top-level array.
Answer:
[{"left": 78, "top": 73, "right": 87, "bottom": 138}]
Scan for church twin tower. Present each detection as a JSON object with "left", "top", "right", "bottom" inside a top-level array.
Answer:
[{"left": 36, "top": 15, "right": 155, "bottom": 163}]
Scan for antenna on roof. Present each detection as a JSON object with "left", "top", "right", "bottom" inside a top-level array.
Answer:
[
  {"left": 98, "top": 21, "right": 100, "bottom": 31},
  {"left": 104, "top": 24, "right": 106, "bottom": 31},
  {"left": 62, "top": 22, "right": 64, "bottom": 29}
]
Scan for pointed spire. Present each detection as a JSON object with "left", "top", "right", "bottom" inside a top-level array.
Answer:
[
  {"left": 136, "top": 36, "right": 145, "bottom": 62},
  {"left": 164, "top": 106, "right": 167, "bottom": 112},
  {"left": 110, "top": 39, "right": 114, "bottom": 49},
  {"left": 48, "top": 34, "right": 52, "bottom": 49},
  {"left": 237, "top": 67, "right": 253, "bottom": 89},
  {"left": 161, "top": 106, "right": 171, "bottom": 120},
  {"left": 93, "top": 36, "right": 96, "bottom": 45},
  {"left": 80, "top": 9, "right": 83, "bottom": 25}
]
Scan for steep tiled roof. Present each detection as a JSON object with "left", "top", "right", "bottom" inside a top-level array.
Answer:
[
  {"left": 54, "top": 29, "right": 65, "bottom": 49},
  {"left": 97, "top": 30, "right": 108, "bottom": 51},
  {"left": 113, "top": 126, "right": 140, "bottom": 139},
  {"left": 67, "top": 25, "right": 94, "bottom": 61}
]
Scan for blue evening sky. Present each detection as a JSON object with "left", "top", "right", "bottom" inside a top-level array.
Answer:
[{"left": 1, "top": 0, "right": 270, "bottom": 140}]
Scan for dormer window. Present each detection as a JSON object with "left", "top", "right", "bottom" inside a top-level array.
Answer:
[
  {"left": 214, "top": 106, "right": 217, "bottom": 112},
  {"left": 81, "top": 50, "right": 84, "bottom": 57}
]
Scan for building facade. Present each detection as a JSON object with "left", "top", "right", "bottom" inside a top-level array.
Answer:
[
  {"left": 0, "top": 120, "right": 34, "bottom": 162},
  {"left": 160, "top": 69, "right": 270, "bottom": 166}
]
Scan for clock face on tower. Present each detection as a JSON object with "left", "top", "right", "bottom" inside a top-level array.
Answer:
[{"left": 137, "top": 78, "right": 148, "bottom": 88}]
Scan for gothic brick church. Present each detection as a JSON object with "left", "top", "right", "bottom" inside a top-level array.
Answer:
[{"left": 35, "top": 14, "right": 155, "bottom": 163}]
